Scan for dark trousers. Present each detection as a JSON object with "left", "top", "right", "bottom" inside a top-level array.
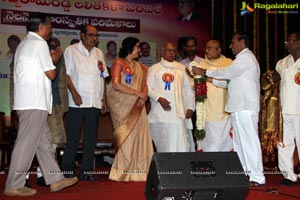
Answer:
[{"left": 61, "top": 107, "right": 100, "bottom": 175}]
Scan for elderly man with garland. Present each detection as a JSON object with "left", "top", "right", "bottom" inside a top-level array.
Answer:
[
  {"left": 199, "top": 40, "right": 233, "bottom": 152},
  {"left": 147, "top": 42, "right": 195, "bottom": 152}
]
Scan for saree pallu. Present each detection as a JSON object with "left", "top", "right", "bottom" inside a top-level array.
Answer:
[
  {"left": 108, "top": 59, "right": 154, "bottom": 181},
  {"left": 259, "top": 70, "right": 283, "bottom": 170}
]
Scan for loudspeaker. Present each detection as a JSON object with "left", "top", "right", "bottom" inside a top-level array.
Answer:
[{"left": 145, "top": 152, "right": 249, "bottom": 200}]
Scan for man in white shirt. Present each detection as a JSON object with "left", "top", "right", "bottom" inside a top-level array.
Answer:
[
  {"left": 61, "top": 24, "right": 109, "bottom": 181},
  {"left": 276, "top": 32, "right": 300, "bottom": 186},
  {"left": 147, "top": 42, "right": 195, "bottom": 152},
  {"left": 4, "top": 12, "right": 78, "bottom": 197},
  {"left": 192, "top": 32, "right": 265, "bottom": 186},
  {"left": 180, "top": 36, "right": 203, "bottom": 151},
  {"left": 180, "top": 36, "right": 203, "bottom": 68}
]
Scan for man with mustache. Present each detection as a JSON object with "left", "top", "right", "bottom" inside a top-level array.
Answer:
[
  {"left": 180, "top": 36, "right": 203, "bottom": 151},
  {"left": 61, "top": 24, "right": 109, "bottom": 181}
]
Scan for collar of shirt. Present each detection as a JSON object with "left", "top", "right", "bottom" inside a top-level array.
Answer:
[
  {"left": 28, "top": 31, "right": 45, "bottom": 41},
  {"left": 78, "top": 40, "right": 95, "bottom": 56},
  {"left": 236, "top": 48, "right": 249, "bottom": 58}
]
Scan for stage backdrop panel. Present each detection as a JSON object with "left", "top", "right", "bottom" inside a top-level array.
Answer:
[{"left": 0, "top": 0, "right": 211, "bottom": 120}]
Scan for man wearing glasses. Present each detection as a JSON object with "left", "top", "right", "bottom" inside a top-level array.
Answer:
[
  {"left": 276, "top": 32, "right": 300, "bottom": 186},
  {"left": 61, "top": 24, "right": 109, "bottom": 181}
]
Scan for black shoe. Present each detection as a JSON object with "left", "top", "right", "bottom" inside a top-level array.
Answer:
[
  {"left": 280, "top": 179, "right": 296, "bottom": 186},
  {"left": 80, "top": 173, "right": 99, "bottom": 182},
  {"left": 249, "top": 181, "right": 265, "bottom": 187},
  {"left": 25, "top": 178, "right": 31, "bottom": 188},
  {"left": 36, "top": 177, "right": 49, "bottom": 187}
]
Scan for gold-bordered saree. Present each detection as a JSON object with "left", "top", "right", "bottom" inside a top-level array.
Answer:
[{"left": 108, "top": 59, "right": 154, "bottom": 182}]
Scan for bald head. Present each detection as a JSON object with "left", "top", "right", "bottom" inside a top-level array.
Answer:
[{"left": 205, "top": 40, "right": 222, "bottom": 60}]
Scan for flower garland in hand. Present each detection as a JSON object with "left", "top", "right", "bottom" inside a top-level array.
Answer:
[{"left": 188, "top": 61, "right": 207, "bottom": 146}]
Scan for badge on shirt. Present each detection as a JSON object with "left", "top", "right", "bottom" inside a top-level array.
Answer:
[
  {"left": 162, "top": 73, "right": 174, "bottom": 90},
  {"left": 122, "top": 65, "right": 134, "bottom": 84},
  {"left": 295, "top": 72, "right": 300, "bottom": 85},
  {"left": 98, "top": 60, "right": 105, "bottom": 78}
]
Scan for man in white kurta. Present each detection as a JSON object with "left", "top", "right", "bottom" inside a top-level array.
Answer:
[
  {"left": 276, "top": 32, "right": 300, "bottom": 186},
  {"left": 180, "top": 36, "right": 203, "bottom": 151},
  {"left": 199, "top": 40, "right": 233, "bottom": 152},
  {"left": 180, "top": 36, "right": 204, "bottom": 86},
  {"left": 148, "top": 43, "right": 195, "bottom": 152},
  {"left": 193, "top": 32, "right": 265, "bottom": 186}
]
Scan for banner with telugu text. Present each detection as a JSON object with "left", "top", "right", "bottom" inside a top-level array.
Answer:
[{"left": 0, "top": 0, "right": 211, "bottom": 118}]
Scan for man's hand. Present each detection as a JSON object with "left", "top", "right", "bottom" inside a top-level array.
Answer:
[
  {"left": 192, "top": 67, "right": 206, "bottom": 75},
  {"left": 185, "top": 109, "right": 194, "bottom": 119},
  {"left": 158, "top": 97, "right": 171, "bottom": 111},
  {"left": 72, "top": 91, "right": 82, "bottom": 106},
  {"left": 50, "top": 47, "right": 63, "bottom": 65},
  {"left": 206, "top": 77, "right": 213, "bottom": 83},
  {"left": 98, "top": 60, "right": 104, "bottom": 71},
  {"left": 101, "top": 98, "right": 109, "bottom": 114}
]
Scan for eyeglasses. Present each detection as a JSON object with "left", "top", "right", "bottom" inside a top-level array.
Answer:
[
  {"left": 85, "top": 33, "right": 99, "bottom": 38},
  {"left": 284, "top": 39, "right": 300, "bottom": 45}
]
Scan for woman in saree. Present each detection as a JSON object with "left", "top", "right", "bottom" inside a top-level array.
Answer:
[{"left": 108, "top": 37, "right": 154, "bottom": 182}]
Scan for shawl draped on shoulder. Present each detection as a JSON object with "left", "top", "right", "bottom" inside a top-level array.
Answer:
[{"left": 259, "top": 70, "right": 283, "bottom": 155}]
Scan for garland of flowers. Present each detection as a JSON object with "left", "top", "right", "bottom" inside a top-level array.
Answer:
[
  {"left": 194, "top": 76, "right": 207, "bottom": 140},
  {"left": 188, "top": 61, "right": 207, "bottom": 151}
]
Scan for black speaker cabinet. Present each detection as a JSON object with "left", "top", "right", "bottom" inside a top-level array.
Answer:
[{"left": 145, "top": 152, "right": 249, "bottom": 200}]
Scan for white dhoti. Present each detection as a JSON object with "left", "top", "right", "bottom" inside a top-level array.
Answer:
[
  {"left": 231, "top": 110, "right": 265, "bottom": 184},
  {"left": 278, "top": 114, "right": 300, "bottom": 182},
  {"left": 185, "top": 119, "right": 195, "bottom": 152},
  {"left": 150, "top": 120, "right": 189, "bottom": 152},
  {"left": 202, "top": 118, "right": 232, "bottom": 152}
]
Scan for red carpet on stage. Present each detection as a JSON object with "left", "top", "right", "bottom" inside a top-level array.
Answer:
[{"left": 1, "top": 169, "right": 300, "bottom": 200}]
